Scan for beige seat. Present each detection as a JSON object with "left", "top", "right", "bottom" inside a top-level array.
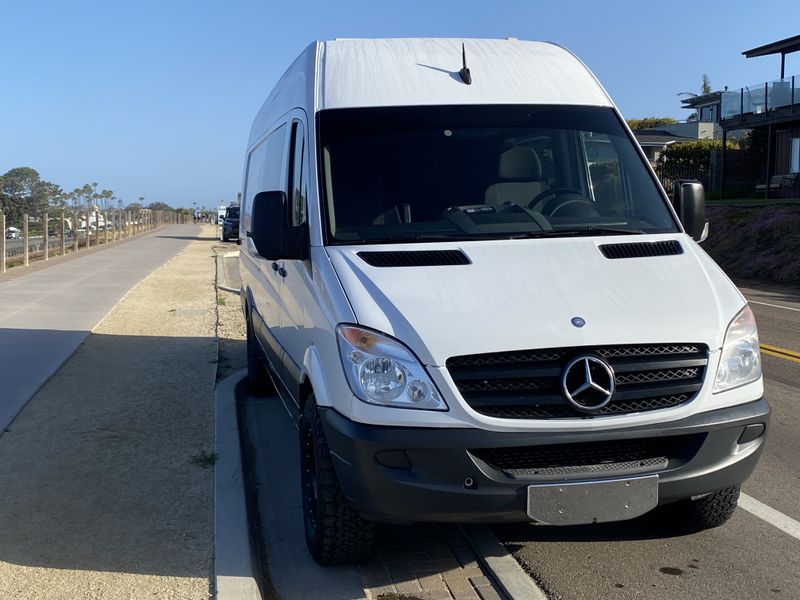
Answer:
[{"left": 484, "top": 147, "right": 548, "bottom": 207}]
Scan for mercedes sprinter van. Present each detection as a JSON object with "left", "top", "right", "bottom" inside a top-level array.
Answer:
[{"left": 239, "top": 38, "right": 769, "bottom": 565}]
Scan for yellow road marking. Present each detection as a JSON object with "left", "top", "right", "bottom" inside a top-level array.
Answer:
[{"left": 761, "top": 343, "right": 800, "bottom": 364}]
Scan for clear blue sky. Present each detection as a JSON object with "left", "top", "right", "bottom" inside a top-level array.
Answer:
[{"left": 1, "top": 0, "right": 798, "bottom": 209}]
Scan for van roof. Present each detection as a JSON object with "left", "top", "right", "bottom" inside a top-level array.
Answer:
[{"left": 249, "top": 38, "right": 613, "bottom": 147}]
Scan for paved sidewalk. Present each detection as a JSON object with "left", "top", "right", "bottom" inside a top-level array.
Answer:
[
  {"left": 0, "top": 224, "right": 206, "bottom": 430},
  {"left": 0, "top": 226, "right": 218, "bottom": 599}
]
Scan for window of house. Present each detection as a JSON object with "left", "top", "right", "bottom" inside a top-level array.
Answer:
[{"left": 791, "top": 138, "right": 800, "bottom": 173}]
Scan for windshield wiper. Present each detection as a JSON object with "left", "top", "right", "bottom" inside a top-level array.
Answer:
[
  {"left": 336, "top": 233, "right": 522, "bottom": 245},
  {"left": 335, "top": 227, "right": 644, "bottom": 245},
  {"left": 511, "top": 226, "right": 645, "bottom": 239}
]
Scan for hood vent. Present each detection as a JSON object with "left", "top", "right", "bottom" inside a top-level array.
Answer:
[
  {"left": 358, "top": 249, "right": 470, "bottom": 267},
  {"left": 599, "top": 240, "right": 683, "bottom": 259}
]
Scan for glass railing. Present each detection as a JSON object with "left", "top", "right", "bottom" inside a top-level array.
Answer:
[{"left": 720, "top": 74, "right": 798, "bottom": 120}]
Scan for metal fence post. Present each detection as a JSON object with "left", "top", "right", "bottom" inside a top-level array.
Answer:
[
  {"left": 73, "top": 211, "right": 79, "bottom": 253},
  {"left": 60, "top": 210, "right": 66, "bottom": 256},
  {"left": 1, "top": 212, "right": 5, "bottom": 273},
  {"left": 44, "top": 211, "right": 49, "bottom": 261},
  {"left": 23, "top": 214, "right": 29, "bottom": 267},
  {"left": 104, "top": 211, "right": 109, "bottom": 245}
]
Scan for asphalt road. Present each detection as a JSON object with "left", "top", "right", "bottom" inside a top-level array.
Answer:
[
  {"left": 494, "top": 285, "right": 800, "bottom": 600},
  {"left": 0, "top": 224, "right": 201, "bottom": 430}
]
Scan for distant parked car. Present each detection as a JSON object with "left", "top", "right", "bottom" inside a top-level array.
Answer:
[
  {"left": 222, "top": 205, "right": 240, "bottom": 242},
  {"left": 5, "top": 227, "right": 20, "bottom": 240}
]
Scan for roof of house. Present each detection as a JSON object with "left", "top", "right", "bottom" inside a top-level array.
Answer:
[
  {"left": 633, "top": 129, "right": 698, "bottom": 146},
  {"left": 680, "top": 91, "right": 722, "bottom": 108},
  {"left": 742, "top": 34, "right": 800, "bottom": 58}
]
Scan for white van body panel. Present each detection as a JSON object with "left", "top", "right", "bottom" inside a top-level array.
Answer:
[
  {"left": 325, "top": 236, "right": 743, "bottom": 366},
  {"left": 317, "top": 38, "right": 612, "bottom": 110},
  {"left": 324, "top": 234, "right": 760, "bottom": 429}
]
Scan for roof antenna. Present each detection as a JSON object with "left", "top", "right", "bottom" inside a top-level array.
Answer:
[{"left": 458, "top": 43, "right": 472, "bottom": 85}]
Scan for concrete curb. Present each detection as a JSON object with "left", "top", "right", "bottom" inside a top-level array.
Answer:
[
  {"left": 215, "top": 253, "right": 241, "bottom": 294},
  {"left": 459, "top": 524, "right": 547, "bottom": 600},
  {"left": 214, "top": 369, "right": 262, "bottom": 600}
]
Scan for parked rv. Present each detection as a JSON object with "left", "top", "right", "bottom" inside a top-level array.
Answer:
[{"left": 239, "top": 38, "right": 769, "bottom": 565}]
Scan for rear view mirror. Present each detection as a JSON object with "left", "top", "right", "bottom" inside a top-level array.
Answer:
[
  {"left": 672, "top": 181, "right": 707, "bottom": 242},
  {"left": 250, "top": 191, "right": 287, "bottom": 259}
]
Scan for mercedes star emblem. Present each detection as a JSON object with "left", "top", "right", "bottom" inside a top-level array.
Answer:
[{"left": 561, "top": 355, "right": 615, "bottom": 412}]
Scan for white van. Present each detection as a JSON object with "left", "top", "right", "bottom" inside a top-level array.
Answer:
[{"left": 239, "top": 38, "right": 769, "bottom": 565}]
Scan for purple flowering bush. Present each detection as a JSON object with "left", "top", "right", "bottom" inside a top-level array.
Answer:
[{"left": 702, "top": 206, "right": 800, "bottom": 284}]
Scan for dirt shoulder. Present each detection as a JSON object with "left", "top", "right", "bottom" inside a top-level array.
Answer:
[{"left": 0, "top": 226, "right": 218, "bottom": 599}]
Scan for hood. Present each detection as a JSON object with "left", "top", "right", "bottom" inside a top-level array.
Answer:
[{"left": 325, "top": 235, "right": 745, "bottom": 367}]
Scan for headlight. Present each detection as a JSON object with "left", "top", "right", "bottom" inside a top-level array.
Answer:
[
  {"left": 713, "top": 305, "right": 761, "bottom": 393},
  {"left": 336, "top": 325, "right": 447, "bottom": 410}
]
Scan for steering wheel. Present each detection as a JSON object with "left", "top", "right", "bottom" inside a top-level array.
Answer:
[{"left": 530, "top": 188, "right": 599, "bottom": 217}]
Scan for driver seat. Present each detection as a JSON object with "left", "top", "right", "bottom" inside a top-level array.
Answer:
[{"left": 484, "top": 147, "right": 549, "bottom": 207}]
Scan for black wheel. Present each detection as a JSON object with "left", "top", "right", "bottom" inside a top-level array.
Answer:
[
  {"left": 301, "top": 397, "right": 374, "bottom": 565},
  {"left": 665, "top": 486, "right": 740, "bottom": 532},
  {"left": 246, "top": 312, "right": 274, "bottom": 395}
]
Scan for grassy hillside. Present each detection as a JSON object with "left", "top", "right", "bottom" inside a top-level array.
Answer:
[{"left": 702, "top": 205, "right": 800, "bottom": 284}]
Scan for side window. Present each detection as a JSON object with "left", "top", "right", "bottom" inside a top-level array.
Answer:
[
  {"left": 243, "top": 123, "right": 288, "bottom": 231},
  {"left": 583, "top": 132, "right": 625, "bottom": 215},
  {"left": 288, "top": 121, "right": 307, "bottom": 226}
]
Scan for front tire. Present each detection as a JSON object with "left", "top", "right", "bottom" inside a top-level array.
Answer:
[
  {"left": 666, "top": 486, "right": 740, "bottom": 532},
  {"left": 301, "top": 398, "right": 374, "bottom": 565}
]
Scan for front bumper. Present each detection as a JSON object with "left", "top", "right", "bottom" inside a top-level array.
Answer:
[{"left": 320, "top": 398, "right": 770, "bottom": 523}]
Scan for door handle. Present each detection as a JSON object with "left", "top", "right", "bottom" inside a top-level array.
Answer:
[
  {"left": 271, "top": 261, "right": 279, "bottom": 272},
  {"left": 278, "top": 267, "right": 287, "bottom": 278}
]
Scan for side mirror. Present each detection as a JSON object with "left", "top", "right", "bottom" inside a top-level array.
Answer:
[
  {"left": 672, "top": 180, "right": 708, "bottom": 242},
  {"left": 249, "top": 190, "right": 309, "bottom": 260},
  {"left": 250, "top": 191, "right": 286, "bottom": 259}
]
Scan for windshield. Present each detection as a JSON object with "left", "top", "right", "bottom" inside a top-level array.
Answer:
[
  {"left": 226, "top": 207, "right": 240, "bottom": 218},
  {"left": 318, "top": 105, "right": 678, "bottom": 244}
]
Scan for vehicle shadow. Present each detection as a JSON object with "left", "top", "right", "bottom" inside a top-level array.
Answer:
[
  {"left": 0, "top": 329, "right": 216, "bottom": 580},
  {"left": 493, "top": 507, "right": 694, "bottom": 546},
  {"left": 155, "top": 235, "right": 219, "bottom": 241}
]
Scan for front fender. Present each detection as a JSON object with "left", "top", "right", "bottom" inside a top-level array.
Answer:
[{"left": 302, "top": 344, "right": 354, "bottom": 417}]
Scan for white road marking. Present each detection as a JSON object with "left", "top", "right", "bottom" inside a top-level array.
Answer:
[
  {"left": 740, "top": 493, "right": 800, "bottom": 542},
  {"left": 747, "top": 299, "right": 800, "bottom": 313}
]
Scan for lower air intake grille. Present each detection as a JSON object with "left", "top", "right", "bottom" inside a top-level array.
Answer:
[{"left": 470, "top": 434, "right": 703, "bottom": 480}]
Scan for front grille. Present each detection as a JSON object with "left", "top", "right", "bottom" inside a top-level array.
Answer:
[
  {"left": 470, "top": 434, "right": 703, "bottom": 480},
  {"left": 447, "top": 343, "right": 708, "bottom": 419}
]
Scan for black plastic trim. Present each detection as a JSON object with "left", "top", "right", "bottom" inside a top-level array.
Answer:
[
  {"left": 318, "top": 398, "right": 770, "bottom": 523},
  {"left": 599, "top": 240, "right": 683, "bottom": 259},
  {"left": 358, "top": 249, "right": 471, "bottom": 268}
]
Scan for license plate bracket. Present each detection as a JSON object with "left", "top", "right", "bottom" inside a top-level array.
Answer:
[{"left": 527, "top": 475, "right": 658, "bottom": 525}]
